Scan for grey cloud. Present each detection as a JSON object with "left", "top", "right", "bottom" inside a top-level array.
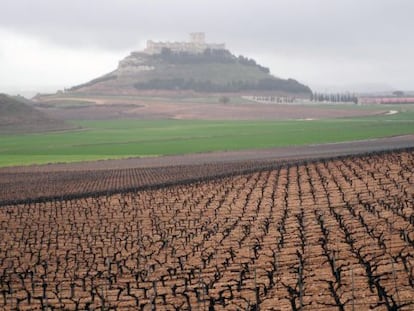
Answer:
[
  {"left": 2, "top": 0, "right": 414, "bottom": 89},
  {"left": 3, "top": 0, "right": 413, "bottom": 51}
]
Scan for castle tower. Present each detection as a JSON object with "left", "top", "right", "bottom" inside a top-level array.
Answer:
[{"left": 189, "top": 32, "right": 205, "bottom": 44}]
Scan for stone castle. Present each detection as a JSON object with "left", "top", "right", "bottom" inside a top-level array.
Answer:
[
  {"left": 117, "top": 33, "right": 225, "bottom": 74},
  {"left": 144, "top": 33, "right": 225, "bottom": 54}
]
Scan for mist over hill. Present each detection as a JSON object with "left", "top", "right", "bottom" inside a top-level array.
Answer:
[{"left": 69, "top": 47, "right": 311, "bottom": 96}]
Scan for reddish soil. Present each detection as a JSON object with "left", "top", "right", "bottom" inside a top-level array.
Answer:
[
  {"left": 124, "top": 102, "right": 384, "bottom": 121},
  {"left": 1, "top": 150, "right": 413, "bottom": 310},
  {"left": 37, "top": 96, "right": 387, "bottom": 120}
]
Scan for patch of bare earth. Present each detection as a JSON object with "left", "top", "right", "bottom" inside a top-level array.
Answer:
[
  {"left": 36, "top": 96, "right": 386, "bottom": 120},
  {"left": 1, "top": 150, "right": 413, "bottom": 309}
]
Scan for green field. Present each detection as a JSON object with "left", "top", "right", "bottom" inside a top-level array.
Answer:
[{"left": 1, "top": 112, "right": 414, "bottom": 167}]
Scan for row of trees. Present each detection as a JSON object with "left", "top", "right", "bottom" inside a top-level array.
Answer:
[
  {"left": 311, "top": 92, "right": 359, "bottom": 104},
  {"left": 158, "top": 47, "right": 234, "bottom": 64},
  {"left": 157, "top": 48, "right": 270, "bottom": 73},
  {"left": 237, "top": 55, "right": 270, "bottom": 73},
  {"left": 134, "top": 78, "right": 310, "bottom": 93}
]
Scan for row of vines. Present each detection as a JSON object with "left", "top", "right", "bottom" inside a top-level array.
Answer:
[{"left": 0, "top": 150, "right": 413, "bottom": 310}]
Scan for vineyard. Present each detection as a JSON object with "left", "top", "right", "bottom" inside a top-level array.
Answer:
[
  {"left": 1, "top": 150, "right": 414, "bottom": 310},
  {"left": 0, "top": 160, "right": 283, "bottom": 205}
]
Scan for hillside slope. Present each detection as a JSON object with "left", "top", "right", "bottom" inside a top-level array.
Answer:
[
  {"left": 69, "top": 49, "right": 311, "bottom": 96},
  {"left": 0, "top": 94, "right": 75, "bottom": 133}
]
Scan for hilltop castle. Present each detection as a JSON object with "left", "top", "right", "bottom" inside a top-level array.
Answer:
[
  {"left": 117, "top": 33, "right": 226, "bottom": 74},
  {"left": 144, "top": 33, "right": 226, "bottom": 54}
]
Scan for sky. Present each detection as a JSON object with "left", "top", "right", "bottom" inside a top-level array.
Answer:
[{"left": 1, "top": 0, "right": 414, "bottom": 96}]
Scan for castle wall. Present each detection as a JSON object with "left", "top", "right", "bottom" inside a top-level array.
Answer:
[{"left": 144, "top": 33, "right": 225, "bottom": 54}]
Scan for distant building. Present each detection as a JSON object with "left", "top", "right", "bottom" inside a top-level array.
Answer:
[
  {"left": 244, "top": 95, "right": 297, "bottom": 104},
  {"left": 144, "top": 32, "right": 226, "bottom": 54},
  {"left": 117, "top": 33, "right": 226, "bottom": 74},
  {"left": 359, "top": 97, "right": 414, "bottom": 104}
]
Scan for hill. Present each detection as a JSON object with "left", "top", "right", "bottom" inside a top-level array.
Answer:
[
  {"left": 69, "top": 49, "right": 311, "bottom": 96},
  {"left": 0, "top": 94, "right": 76, "bottom": 133}
]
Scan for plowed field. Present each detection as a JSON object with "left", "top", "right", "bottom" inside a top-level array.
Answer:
[{"left": 1, "top": 150, "right": 413, "bottom": 310}]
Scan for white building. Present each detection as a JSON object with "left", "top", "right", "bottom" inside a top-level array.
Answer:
[{"left": 144, "top": 33, "right": 225, "bottom": 54}]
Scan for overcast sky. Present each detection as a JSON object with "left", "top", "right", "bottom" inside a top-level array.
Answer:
[{"left": 1, "top": 0, "right": 413, "bottom": 95}]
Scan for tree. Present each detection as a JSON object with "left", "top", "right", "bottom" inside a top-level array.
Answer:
[
  {"left": 218, "top": 96, "right": 230, "bottom": 104},
  {"left": 392, "top": 90, "right": 404, "bottom": 97}
]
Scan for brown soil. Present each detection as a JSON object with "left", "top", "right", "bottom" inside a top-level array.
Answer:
[
  {"left": 37, "top": 96, "right": 386, "bottom": 120},
  {"left": 1, "top": 150, "right": 413, "bottom": 310}
]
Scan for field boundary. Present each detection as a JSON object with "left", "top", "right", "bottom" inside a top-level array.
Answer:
[{"left": 2, "top": 146, "right": 413, "bottom": 207}]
